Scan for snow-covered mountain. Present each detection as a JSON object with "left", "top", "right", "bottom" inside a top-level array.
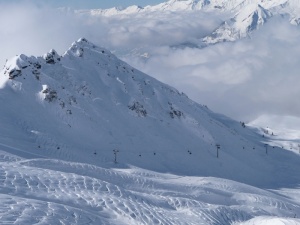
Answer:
[
  {"left": 1, "top": 38, "right": 300, "bottom": 224},
  {"left": 76, "top": 0, "right": 300, "bottom": 45},
  {"left": 0, "top": 37, "right": 299, "bottom": 186},
  {"left": 202, "top": 3, "right": 273, "bottom": 44}
]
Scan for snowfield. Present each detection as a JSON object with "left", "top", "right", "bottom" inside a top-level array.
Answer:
[
  {"left": 0, "top": 38, "right": 300, "bottom": 224},
  {"left": 238, "top": 216, "right": 300, "bottom": 225},
  {"left": 0, "top": 150, "right": 300, "bottom": 225}
]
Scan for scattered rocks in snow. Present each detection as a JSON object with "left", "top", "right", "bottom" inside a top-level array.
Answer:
[
  {"left": 42, "top": 86, "right": 58, "bottom": 102},
  {"left": 68, "top": 96, "right": 77, "bottom": 105},
  {"left": 77, "top": 84, "right": 91, "bottom": 96},
  {"left": 32, "top": 69, "right": 40, "bottom": 80},
  {"left": 8, "top": 69, "right": 22, "bottom": 79},
  {"left": 60, "top": 101, "right": 65, "bottom": 108},
  {"left": 44, "top": 49, "right": 61, "bottom": 64},
  {"left": 33, "top": 62, "right": 41, "bottom": 69},
  {"left": 77, "top": 48, "right": 84, "bottom": 57},
  {"left": 128, "top": 101, "right": 147, "bottom": 117},
  {"left": 168, "top": 102, "right": 183, "bottom": 119}
]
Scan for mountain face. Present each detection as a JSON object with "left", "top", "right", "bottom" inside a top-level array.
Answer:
[
  {"left": 76, "top": 0, "right": 300, "bottom": 45},
  {"left": 203, "top": 4, "right": 273, "bottom": 44},
  {"left": 1, "top": 38, "right": 300, "bottom": 188}
]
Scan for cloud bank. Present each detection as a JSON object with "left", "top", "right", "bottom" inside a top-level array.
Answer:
[
  {"left": 117, "top": 17, "right": 300, "bottom": 122},
  {"left": 1, "top": 2, "right": 299, "bottom": 122}
]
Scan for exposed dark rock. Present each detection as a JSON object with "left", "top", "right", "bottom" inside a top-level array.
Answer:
[
  {"left": 43, "top": 87, "right": 58, "bottom": 102},
  {"left": 8, "top": 69, "right": 22, "bottom": 79},
  {"left": 33, "top": 63, "right": 41, "bottom": 69},
  {"left": 128, "top": 101, "right": 147, "bottom": 117},
  {"left": 44, "top": 50, "right": 61, "bottom": 64},
  {"left": 168, "top": 102, "right": 183, "bottom": 119}
]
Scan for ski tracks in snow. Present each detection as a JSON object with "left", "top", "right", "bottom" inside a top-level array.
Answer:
[{"left": 0, "top": 151, "right": 300, "bottom": 224}]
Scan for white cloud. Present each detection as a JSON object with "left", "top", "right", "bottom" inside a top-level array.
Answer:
[
  {"left": 121, "top": 17, "right": 300, "bottom": 121},
  {"left": 1, "top": 2, "right": 299, "bottom": 122},
  {"left": 0, "top": 3, "right": 81, "bottom": 64}
]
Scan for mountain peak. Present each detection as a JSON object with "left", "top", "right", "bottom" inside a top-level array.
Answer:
[
  {"left": 202, "top": 2, "right": 273, "bottom": 45},
  {"left": 75, "top": 0, "right": 300, "bottom": 46},
  {"left": 64, "top": 38, "right": 111, "bottom": 59},
  {"left": 77, "top": 37, "right": 89, "bottom": 44},
  {"left": 43, "top": 49, "right": 61, "bottom": 64},
  {"left": 71, "top": 37, "right": 95, "bottom": 50},
  {"left": 1, "top": 39, "right": 300, "bottom": 188}
]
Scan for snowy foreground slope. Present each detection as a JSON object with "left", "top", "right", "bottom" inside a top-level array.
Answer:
[
  {"left": 1, "top": 39, "right": 300, "bottom": 224},
  {"left": 0, "top": 151, "right": 300, "bottom": 224}
]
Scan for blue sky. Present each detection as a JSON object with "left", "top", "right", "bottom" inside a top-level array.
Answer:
[{"left": 0, "top": 0, "right": 166, "bottom": 9}]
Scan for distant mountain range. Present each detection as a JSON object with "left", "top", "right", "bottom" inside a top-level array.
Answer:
[{"left": 76, "top": 0, "right": 300, "bottom": 45}]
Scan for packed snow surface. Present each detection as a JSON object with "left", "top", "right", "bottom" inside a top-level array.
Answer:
[
  {"left": 1, "top": 38, "right": 300, "bottom": 224},
  {"left": 0, "top": 151, "right": 300, "bottom": 224}
]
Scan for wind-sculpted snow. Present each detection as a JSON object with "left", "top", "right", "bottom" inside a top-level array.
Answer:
[
  {"left": 0, "top": 151, "right": 300, "bottom": 225},
  {"left": 239, "top": 216, "right": 300, "bottom": 225}
]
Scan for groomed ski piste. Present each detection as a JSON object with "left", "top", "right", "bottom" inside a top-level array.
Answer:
[
  {"left": 0, "top": 150, "right": 300, "bottom": 225},
  {"left": 0, "top": 38, "right": 300, "bottom": 224}
]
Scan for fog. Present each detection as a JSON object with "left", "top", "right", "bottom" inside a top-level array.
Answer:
[
  {"left": 125, "top": 18, "right": 300, "bottom": 121},
  {"left": 1, "top": 2, "right": 300, "bottom": 122}
]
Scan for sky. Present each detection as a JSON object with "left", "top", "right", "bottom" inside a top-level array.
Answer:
[
  {"left": 1, "top": 1, "right": 300, "bottom": 124},
  {"left": 0, "top": 0, "right": 166, "bottom": 9}
]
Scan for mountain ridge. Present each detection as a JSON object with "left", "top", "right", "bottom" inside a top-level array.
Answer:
[
  {"left": 1, "top": 38, "right": 300, "bottom": 188},
  {"left": 75, "top": 0, "right": 300, "bottom": 45}
]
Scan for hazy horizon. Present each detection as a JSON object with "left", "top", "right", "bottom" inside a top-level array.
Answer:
[{"left": 0, "top": 0, "right": 166, "bottom": 9}]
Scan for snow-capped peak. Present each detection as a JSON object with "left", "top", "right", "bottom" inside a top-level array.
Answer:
[
  {"left": 1, "top": 38, "right": 300, "bottom": 224},
  {"left": 43, "top": 49, "right": 61, "bottom": 64},
  {"left": 1, "top": 38, "right": 300, "bottom": 190},
  {"left": 75, "top": 0, "right": 300, "bottom": 46},
  {"left": 150, "top": 0, "right": 210, "bottom": 11},
  {"left": 203, "top": 3, "right": 272, "bottom": 44},
  {"left": 76, "top": 0, "right": 300, "bottom": 15}
]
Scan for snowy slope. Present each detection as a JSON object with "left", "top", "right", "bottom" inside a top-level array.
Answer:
[
  {"left": 201, "top": 0, "right": 300, "bottom": 44},
  {"left": 0, "top": 39, "right": 300, "bottom": 186},
  {"left": 1, "top": 38, "right": 300, "bottom": 188},
  {"left": 1, "top": 39, "right": 300, "bottom": 224},
  {"left": 203, "top": 4, "right": 273, "bottom": 44},
  {"left": 1, "top": 151, "right": 300, "bottom": 224},
  {"left": 249, "top": 115, "right": 300, "bottom": 154}
]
